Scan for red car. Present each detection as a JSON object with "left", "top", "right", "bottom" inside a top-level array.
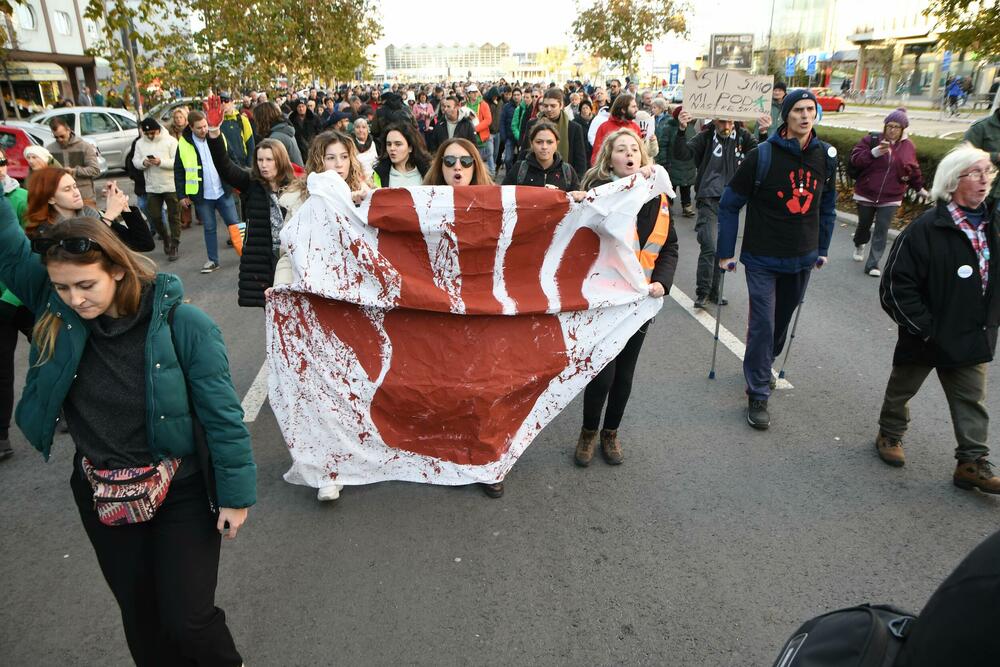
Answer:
[
  {"left": 810, "top": 88, "right": 846, "bottom": 112},
  {"left": 0, "top": 124, "right": 44, "bottom": 181}
]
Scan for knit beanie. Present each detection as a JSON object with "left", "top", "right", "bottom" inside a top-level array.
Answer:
[
  {"left": 780, "top": 88, "right": 819, "bottom": 121},
  {"left": 884, "top": 107, "right": 909, "bottom": 128}
]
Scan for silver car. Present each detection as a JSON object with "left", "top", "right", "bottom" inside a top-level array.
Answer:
[{"left": 28, "top": 106, "right": 138, "bottom": 171}]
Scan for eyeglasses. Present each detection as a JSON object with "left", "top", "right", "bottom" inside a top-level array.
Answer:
[
  {"left": 442, "top": 155, "right": 475, "bottom": 168},
  {"left": 959, "top": 167, "right": 999, "bottom": 181},
  {"left": 30, "top": 237, "right": 102, "bottom": 255}
]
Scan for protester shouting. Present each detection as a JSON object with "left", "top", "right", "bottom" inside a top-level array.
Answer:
[
  {"left": 503, "top": 121, "right": 580, "bottom": 191},
  {"left": 875, "top": 143, "right": 1000, "bottom": 493},
  {"left": 575, "top": 128, "right": 678, "bottom": 466},
  {"left": 424, "top": 137, "right": 494, "bottom": 188},
  {"left": 717, "top": 89, "right": 836, "bottom": 430},
  {"left": 0, "top": 200, "right": 256, "bottom": 665},
  {"left": 850, "top": 108, "right": 928, "bottom": 276},
  {"left": 372, "top": 123, "right": 431, "bottom": 188}
]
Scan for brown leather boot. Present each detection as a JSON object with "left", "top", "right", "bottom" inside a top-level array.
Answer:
[
  {"left": 600, "top": 429, "right": 623, "bottom": 465},
  {"left": 953, "top": 458, "right": 1000, "bottom": 494},
  {"left": 574, "top": 428, "right": 598, "bottom": 467},
  {"left": 875, "top": 432, "right": 905, "bottom": 467}
]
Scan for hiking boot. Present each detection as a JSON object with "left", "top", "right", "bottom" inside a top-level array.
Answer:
[
  {"left": 875, "top": 432, "right": 905, "bottom": 467},
  {"left": 481, "top": 482, "right": 505, "bottom": 498},
  {"left": 167, "top": 243, "right": 179, "bottom": 262},
  {"left": 853, "top": 244, "right": 866, "bottom": 261},
  {"left": 574, "top": 428, "right": 599, "bottom": 467},
  {"left": 600, "top": 429, "right": 624, "bottom": 465},
  {"left": 953, "top": 458, "right": 1000, "bottom": 494},
  {"left": 693, "top": 295, "right": 707, "bottom": 309},
  {"left": 707, "top": 293, "right": 728, "bottom": 306},
  {"left": 682, "top": 204, "right": 695, "bottom": 218},
  {"left": 747, "top": 398, "right": 770, "bottom": 430}
]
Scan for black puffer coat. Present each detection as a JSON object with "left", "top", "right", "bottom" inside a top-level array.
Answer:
[
  {"left": 207, "top": 135, "right": 278, "bottom": 308},
  {"left": 880, "top": 201, "right": 1000, "bottom": 368}
]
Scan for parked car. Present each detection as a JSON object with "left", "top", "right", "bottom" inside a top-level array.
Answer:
[
  {"left": 660, "top": 85, "right": 683, "bottom": 103},
  {"left": 0, "top": 121, "right": 107, "bottom": 179},
  {"left": 809, "top": 88, "right": 846, "bottom": 112},
  {"left": 27, "top": 106, "right": 138, "bottom": 170},
  {"left": 147, "top": 97, "right": 204, "bottom": 128}
]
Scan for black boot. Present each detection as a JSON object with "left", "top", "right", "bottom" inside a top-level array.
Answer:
[{"left": 747, "top": 398, "right": 770, "bottom": 430}]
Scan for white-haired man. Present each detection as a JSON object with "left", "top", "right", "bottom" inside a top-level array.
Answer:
[{"left": 876, "top": 143, "right": 1000, "bottom": 493}]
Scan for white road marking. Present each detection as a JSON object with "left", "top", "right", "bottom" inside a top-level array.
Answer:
[
  {"left": 669, "top": 287, "right": 793, "bottom": 389},
  {"left": 241, "top": 362, "right": 270, "bottom": 423}
]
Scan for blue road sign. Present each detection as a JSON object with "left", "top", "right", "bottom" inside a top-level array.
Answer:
[
  {"left": 785, "top": 56, "right": 796, "bottom": 78},
  {"left": 942, "top": 50, "right": 953, "bottom": 71},
  {"left": 807, "top": 55, "right": 817, "bottom": 76},
  {"left": 669, "top": 64, "right": 679, "bottom": 85}
]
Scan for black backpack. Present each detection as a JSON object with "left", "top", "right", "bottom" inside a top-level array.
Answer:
[{"left": 771, "top": 604, "right": 915, "bottom": 667}]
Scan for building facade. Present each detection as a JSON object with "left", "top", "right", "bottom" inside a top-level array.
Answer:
[{"left": 384, "top": 43, "right": 512, "bottom": 80}]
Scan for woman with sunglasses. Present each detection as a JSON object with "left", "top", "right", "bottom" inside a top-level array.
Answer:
[
  {"left": 25, "top": 167, "right": 154, "bottom": 252},
  {"left": 423, "top": 138, "right": 494, "bottom": 187},
  {"left": 268, "top": 130, "right": 371, "bottom": 502},
  {"left": 0, "top": 147, "right": 29, "bottom": 460},
  {"left": 0, "top": 200, "right": 256, "bottom": 664}
]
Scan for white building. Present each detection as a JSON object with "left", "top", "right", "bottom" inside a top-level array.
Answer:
[{"left": 384, "top": 43, "right": 512, "bottom": 80}]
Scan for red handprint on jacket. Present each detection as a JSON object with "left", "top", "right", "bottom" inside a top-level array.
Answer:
[{"left": 776, "top": 169, "right": 818, "bottom": 214}]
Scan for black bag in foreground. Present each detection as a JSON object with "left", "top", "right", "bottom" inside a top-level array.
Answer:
[{"left": 771, "top": 603, "right": 915, "bottom": 667}]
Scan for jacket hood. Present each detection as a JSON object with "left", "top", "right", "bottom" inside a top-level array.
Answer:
[
  {"left": 381, "top": 92, "right": 404, "bottom": 110},
  {"left": 270, "top": 121, "right": 295, "bottom": 137},
  {"left": 527, "top": 150, "right": 564, "bottom": 173},
  {"left": 3, "top": 175, "right": 20, "bottom": 195}
]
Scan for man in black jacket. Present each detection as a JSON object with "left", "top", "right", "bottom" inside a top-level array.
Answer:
[
  {"left": 518, "top": 87, "right": 588, "bottom": 178},
  {"left": 675, "top": 110, "right": 770, "bottom": 308},
  {"left": 875, "top": 144, "right": 1000, "bottom": 493},
  {"left": 289, "top": 98, "right": 321, "bottom": 159},
  {"left": 427, "top": 95, "right": 475, "bottom": 153}
]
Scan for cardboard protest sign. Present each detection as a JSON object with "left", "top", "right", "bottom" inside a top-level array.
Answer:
[
  {"left": 682, "top": 68, "right": 773, "bottom": 121},
  {"left": 268, "top": 170, "right": 672, "bottom": 487}
]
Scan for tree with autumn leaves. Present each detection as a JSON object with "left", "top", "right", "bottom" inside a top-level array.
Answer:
[
  {"left": 571, "top": 0, "right": 686, "bottom": 76},
  {"left": 82, "top": 0, "right": 381, "bottom": 96}
]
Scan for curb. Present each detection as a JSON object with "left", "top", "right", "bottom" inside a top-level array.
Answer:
[{"left": 836, "top": 208, "right": 901, "bottom": 240}]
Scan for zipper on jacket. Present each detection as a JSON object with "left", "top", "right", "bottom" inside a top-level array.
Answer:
[{"left": 875, "top": 142, "right": 893, "bottom": 206}]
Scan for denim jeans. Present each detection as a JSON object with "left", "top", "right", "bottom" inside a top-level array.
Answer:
[
  {"left": 195, "top": 194, "right": 239, "bottom": 264},
  {"left": 477, "top": 139, "right": 495, "bottom": 179}
]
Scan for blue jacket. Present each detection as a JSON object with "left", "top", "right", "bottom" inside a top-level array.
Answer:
[
  {"left": 0, "top": 198, "right": 256, "bottom": 508},
  {"left": 718, "top": 129, "right": 837, "bottom": 272},
  {"left": 499, "top": 101, "right": 517, "bottom": 142}
]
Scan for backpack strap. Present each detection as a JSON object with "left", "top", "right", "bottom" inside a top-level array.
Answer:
[
  {"left": 753, "top": 141, "right": 772, "bottom": 194},
  {"left": 516, "top": 160, "right": 529, "bottom": 185},
  {"left": 561, "top": 161, "right": 573, "bottom": 184}
]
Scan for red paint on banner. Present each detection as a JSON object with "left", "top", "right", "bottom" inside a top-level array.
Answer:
[
  {"left": 309, "top": 294, "right": 383, "bottom": 382},
  {"left": 452, "top": 186, "right": 503, "bottom": 314},
  {"left": 555, "top": 227, "right": 601, "bottom": 310},
  {"left": 503, "top": 187, "right": 570, "bottom": 313}
]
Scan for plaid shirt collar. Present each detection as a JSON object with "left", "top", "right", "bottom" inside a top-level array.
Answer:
[{"left": 947, "top": 202, "right": 990, "bottom": 293}]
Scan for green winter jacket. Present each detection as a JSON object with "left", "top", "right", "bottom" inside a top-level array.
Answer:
[
  {"left": 511, "top": 102, "right": 528, "bottom": 142},
  {"left": 965, "top": 110, "right": 1000, "bottom": 200},
  {"left": 0, "top": 197, "right": 256, "bottom": 508},
  {"left": 656, "top": 116, "right": 697, "bottom": 187},
  {"left": 0, "top": 179, "right": 29, "bottom": 307}
]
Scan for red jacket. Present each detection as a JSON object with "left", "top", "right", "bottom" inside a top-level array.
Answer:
[
  {"left": 850, "top": 133, "right": 924, "bottom": 206},
  {"left": 591, "top": 117, "right": 644, "bottom": 165}
]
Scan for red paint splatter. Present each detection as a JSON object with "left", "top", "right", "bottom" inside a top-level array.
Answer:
[{"left": 503, "top": 187, "right": 569, "bottom": 313}]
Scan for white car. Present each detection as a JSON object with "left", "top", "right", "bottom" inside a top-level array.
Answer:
[
  {"left": 2, "top": 119, "right": 108, "bottom": 175},
  {"left": 28, "top": 107, "right": 138, "bottom": 171},
  {"left": 660, "top": 85, "right": 683, "bottom": 103}
]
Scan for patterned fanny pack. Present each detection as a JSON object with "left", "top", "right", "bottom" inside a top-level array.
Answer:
[{"left": 81, "top": 457, "right": 181, "bottom": 526}]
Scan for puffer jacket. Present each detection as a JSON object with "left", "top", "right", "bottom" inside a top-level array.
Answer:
[
  {"left": 267, "top": 121, "right": 304, "bottom": 167},
  {"left": 0, "top": 197, "right": 256, "bottom": 507},
  {"left": 851, "top": 132, "right": 923, "bottom": 205}
]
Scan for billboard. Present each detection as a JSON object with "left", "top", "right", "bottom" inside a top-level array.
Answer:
[{"left": 709, "top": 33, "right": 754, "bottom": 70}]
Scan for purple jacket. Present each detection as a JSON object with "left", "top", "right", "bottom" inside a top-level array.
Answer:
[{"left": 850, "top": 133, "right": 924, "bottom": 205}]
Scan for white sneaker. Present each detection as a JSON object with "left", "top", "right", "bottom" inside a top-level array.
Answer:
[
  {"left": 317, "top": 484, "right": 342, "bottom": 501},
  {"left": 868, "top": 268, "right": 881, "bottom": 277},
  {"left": 853, "top": 244, "right": 866, "bottom": 261},
  {"left": 200, "top": 261, "right": 220, "bottom": 274}
]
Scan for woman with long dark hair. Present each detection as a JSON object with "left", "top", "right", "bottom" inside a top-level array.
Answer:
[
  {"left": 252, "top": 101, "right": 304, "bottom": 167},
  {"left": 0, "top": 203, "right": 256, "bottom": 665},
  {"left": 372, "top": 123, "right": 431, "bottom": 188}
]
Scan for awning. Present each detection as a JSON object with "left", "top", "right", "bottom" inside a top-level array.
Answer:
[{"left": 3, "top": 61, "right": 68, "bottom": 83}]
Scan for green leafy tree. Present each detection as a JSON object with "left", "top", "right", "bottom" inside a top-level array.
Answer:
[
  {"left": 571, "top": 0, "right": 686, "bottom": 75},
  {"left": 925, "top": 0, "right": 1000, "bottom": 60}
]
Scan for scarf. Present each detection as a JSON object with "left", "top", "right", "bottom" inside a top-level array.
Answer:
[
  {"left": 555, "top": 111, "right": 571, "bottom": 166},
  {"left": 268, "top": 191, "right": 285, "bottom": 257},
  {"left": 354, "top": 134, "right": 373, "bottom": 155}
]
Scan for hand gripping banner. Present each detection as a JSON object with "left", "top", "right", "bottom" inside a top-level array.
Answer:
[{"left": 267, "top": 169, "right": 673, "bottom": 487}]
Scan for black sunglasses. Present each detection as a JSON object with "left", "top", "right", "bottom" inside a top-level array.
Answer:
[
  {"left": 0, "top": 158, "right": 7, "bottom": 166},
  {"left": 442, "top": 155, "right": 475, "bottom": 168},
  {"left": 30, "top": 237, "right": 102, "bottom": 255}
]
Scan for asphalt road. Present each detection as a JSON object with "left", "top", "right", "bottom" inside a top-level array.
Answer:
[
  {"left": 2, "top": 196, "right": 998, "bottom": 666},
  {"left": 820, "top": 106, "right": 989, "bottom": 139}
]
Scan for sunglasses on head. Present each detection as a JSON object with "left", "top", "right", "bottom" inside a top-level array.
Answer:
[
  {"left": 30, "top": 237, "right": 102, "bottom": 255},
  {"left": 442, "top": 155, "right": 475, "bottom": 168}
]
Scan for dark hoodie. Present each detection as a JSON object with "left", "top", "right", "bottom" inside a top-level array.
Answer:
[
  {"left": 501, "top": 152, "right": 579, "bottom": 192},
  {"left": 267, "top": 120, "right": 304, "bottom": 167},
  {"left": 289, "top": 108, "right": 321, "bottom": 159}
]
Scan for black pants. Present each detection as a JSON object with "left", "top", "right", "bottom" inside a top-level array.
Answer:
[
  {"left": 583, "top": 321, "right": 649, "bottom": 431},
  {"left": 0, "top": 304, "right": 33, "bottom": 440},
  {"left": 677, "top": 184, "right": 692, "bottom": 208},
  {"left": 71, "top": 459, "right": 243, "bottom": 667}
]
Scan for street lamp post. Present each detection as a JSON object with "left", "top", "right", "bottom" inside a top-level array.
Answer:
[{"left": 763, "top": 0, "right": 776, "bottom": 73}]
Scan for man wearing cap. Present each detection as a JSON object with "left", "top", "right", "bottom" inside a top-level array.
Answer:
[
  {"left": 465, "top": 84, "right": 495, "bottom": 178},
  {"left": 133, "top": 118, "right": 180, "bottom": 260},
  {"left": 717, "top": 88, "right": 838, "bottom": 430},
  {"left": 219, "top": 92, "right": 254, "bottom": 169},
  {"left": 675, "top": 109, "right": 770, "bottom": 309},
  {"left": 325, "top": 111, "right": 351, "bottom": 133}
]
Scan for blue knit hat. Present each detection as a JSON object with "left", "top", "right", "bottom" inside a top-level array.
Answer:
[
  {"left": 884, "top": 107, "right": 909, "bottom": 128},
  {"left": 780, "top": 88, "right": 819, "bottom": 121}
]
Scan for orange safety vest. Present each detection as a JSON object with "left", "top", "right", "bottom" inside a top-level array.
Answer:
[{"left": 634, "top": 194, "right": 671, "bottom": 282}]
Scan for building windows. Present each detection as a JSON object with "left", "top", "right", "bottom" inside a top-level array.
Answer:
[
  {"left": 53, "top": 10, "right": 72, "bottom": 36},
  {"left": 16, "top": 4, "right": 37, "bottom": 31}
]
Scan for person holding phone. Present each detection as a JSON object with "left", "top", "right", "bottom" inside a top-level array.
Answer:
[{"left": 0, "top": 196, "right": 256, "bottom": 664}]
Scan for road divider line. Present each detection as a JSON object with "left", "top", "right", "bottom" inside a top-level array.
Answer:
[
  {"left": 242, "top": 362, "right": 269, "bottom": 423},
  {"left": 669, "top": 287, "right": 793, "bottom": 389}
]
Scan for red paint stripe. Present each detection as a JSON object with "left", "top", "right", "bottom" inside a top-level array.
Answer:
[
  {"left": 451, "top": 186, "right": 504, "bottom": 314},
  {"left": 504, "top": 187, "right": 570, "bottom": 313},
  {"left": 555, "top": 227, "right": 601, "bottom": 310}
]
